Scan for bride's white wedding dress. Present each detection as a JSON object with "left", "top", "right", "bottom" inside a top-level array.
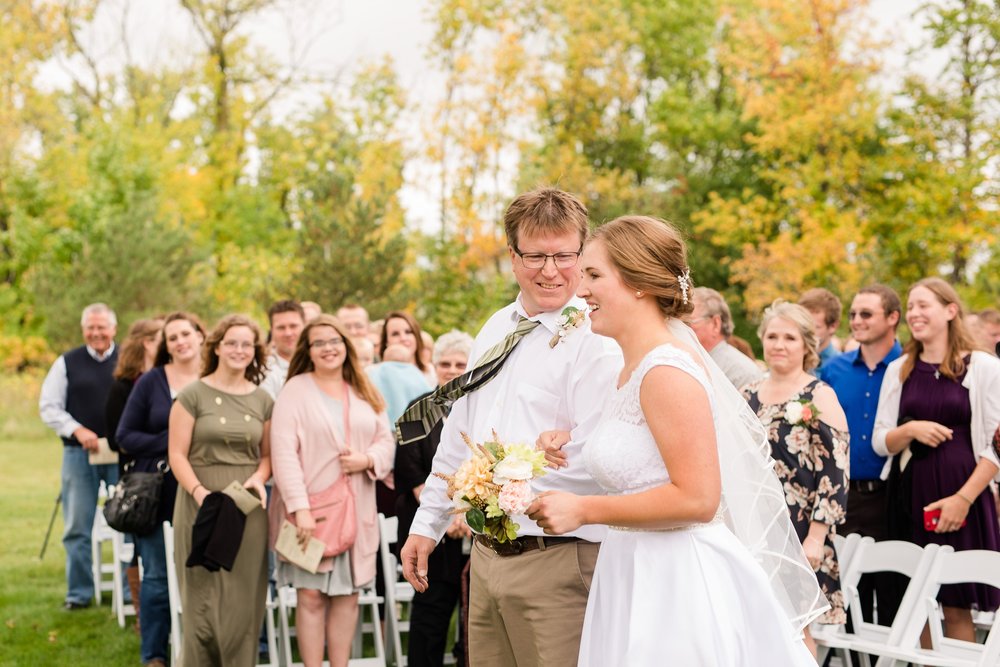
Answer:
[{"left": 578, "top": 344, "right": 816, "bottom": 666}]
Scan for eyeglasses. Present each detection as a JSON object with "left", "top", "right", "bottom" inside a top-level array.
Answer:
[
  {"left": 221, "top": 340, "right": 255, "bottom": 350},
  {"left": 513, "top": 245, "right": 582, "bottom": 270},
  {"left": 848, "top": 310, "right": 883, "bottom": 321},
  {"left": 435, "top": 360, "right": 468, "bottom": 371},
  {"left": 310, "top": 337, "right": 345, "bottom": 349}
]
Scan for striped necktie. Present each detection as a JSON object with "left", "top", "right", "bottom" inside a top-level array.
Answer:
[{"left": 396, "top": 316, "right": 541, "bottom": 445}]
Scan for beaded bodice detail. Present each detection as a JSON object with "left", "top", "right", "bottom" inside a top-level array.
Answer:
[{"left": 584, "top": 344, "right": 713, "bottom": 496}]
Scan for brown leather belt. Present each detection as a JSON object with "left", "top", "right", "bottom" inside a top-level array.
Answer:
[{"left": 475, "top": 534, "right": 580, "bottom": 557}]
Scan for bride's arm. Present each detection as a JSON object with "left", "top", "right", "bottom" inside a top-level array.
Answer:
[{"left": 528, "top": 366, "right": 721, "bottom": 533}]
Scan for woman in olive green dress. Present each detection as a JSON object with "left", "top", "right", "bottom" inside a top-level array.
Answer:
[{"left": 168, "top": 314, "right": 273, "bottom": 666}]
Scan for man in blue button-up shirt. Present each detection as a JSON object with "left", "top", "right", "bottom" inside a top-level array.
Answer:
[{"left": 821, "top": 284, "right": 904, "bottom": 626}]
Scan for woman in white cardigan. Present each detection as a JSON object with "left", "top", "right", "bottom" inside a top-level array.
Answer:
[
  {"left": 269, "top": 314, "right": 395, "bottom": 667},
  {"left": 873, "top": 277, "right": 1000, "bottom": 642}
]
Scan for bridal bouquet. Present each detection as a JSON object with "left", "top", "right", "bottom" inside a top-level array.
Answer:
[{"left": 436, "top": 431, "right": 548, "bottom": 543}]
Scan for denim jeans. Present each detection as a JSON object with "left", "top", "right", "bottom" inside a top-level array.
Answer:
[
  {"left": 61, "top": 446, "right": 118, "bottom": 605},
  {"left": 135, "top": 524, "right": 170, "bottom": 663}
]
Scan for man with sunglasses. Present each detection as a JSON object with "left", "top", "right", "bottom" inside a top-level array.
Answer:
[{"left": 821, "top": 284, "right": 905, "bottom": 627}]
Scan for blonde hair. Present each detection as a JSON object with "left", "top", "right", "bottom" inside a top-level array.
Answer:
[
  {"left": 590, "top": 215, "right": 694, "bottom": 319},
  {"left": 900, "top": 277, "right": 975, "bottom": 383},
  {"left": 757, "top": 300, "right": 820, "bottom": 371},
  {"left": 287, "top": 314, "right": 386, "bottom": 413}
]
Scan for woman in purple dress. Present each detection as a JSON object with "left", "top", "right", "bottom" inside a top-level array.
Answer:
[{"left": 874, "top": 277, "right": 1000, "bottom": 642}]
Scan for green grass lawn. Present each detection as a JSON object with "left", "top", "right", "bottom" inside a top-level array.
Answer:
[
  {"left": 0, "top": 373, "right": 140, "bottom": 665},
  {"left": 0, "top": 372, "right": 453, "bottom": 665}
]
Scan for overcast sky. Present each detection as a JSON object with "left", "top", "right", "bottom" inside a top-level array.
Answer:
[{"left": 43, "top": 0, "right": 940, "bottom": 230}]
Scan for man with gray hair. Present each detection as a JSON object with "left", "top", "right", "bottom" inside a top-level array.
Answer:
[
  {"left": 689, "top": 287, "right": 763, "bottom": 389},
  {"left": 39, "top": 303, "right": 121, "bottom": 610}
]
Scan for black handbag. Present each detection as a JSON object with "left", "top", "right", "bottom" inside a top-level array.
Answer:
[{"left": 103, "top": 460, "right": 167, "bottom": 536}]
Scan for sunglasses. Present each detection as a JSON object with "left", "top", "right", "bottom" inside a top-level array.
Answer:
[{"left": 848, "top": 310, "right": 883, "bottom": 320}]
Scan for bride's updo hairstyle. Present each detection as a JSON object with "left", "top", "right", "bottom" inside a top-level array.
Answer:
[{"left": 590, "top": 215, "right": 695, "bottom": 320}]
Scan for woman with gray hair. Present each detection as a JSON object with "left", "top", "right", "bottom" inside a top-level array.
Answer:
[
  {"left": 742, "top": 300, "right": 850, "bottom": 658},
  {"left": 395, "top": 330, "right": 474, "bottom": 666}
]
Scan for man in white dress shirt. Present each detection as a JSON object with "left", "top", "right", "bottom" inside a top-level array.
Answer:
[
  {"left": 39, "top": 303, "right": 120, "bottom": 610},
  {"left": 260, "top": 299, "right": 305, "bottom": 399},
  {"left": 400, "top": 188, "right": 621, "bottom": 667}
]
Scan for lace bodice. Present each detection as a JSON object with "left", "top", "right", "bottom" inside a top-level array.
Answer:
[{"left": 584, "top": 344, "right": 713, "bottom": 495}]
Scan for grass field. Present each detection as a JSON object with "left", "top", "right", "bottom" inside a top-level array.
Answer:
[
  {"left": 0, "top": 373, "right": 140, "bottom": 665},
  {"left": 0, "top": 372, "right": 446, "bottom": 665}
]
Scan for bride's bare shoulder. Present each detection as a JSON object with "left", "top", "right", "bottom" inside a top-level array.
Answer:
[{"left": 656, "top": 335, "right": 711, "bottom": 380}]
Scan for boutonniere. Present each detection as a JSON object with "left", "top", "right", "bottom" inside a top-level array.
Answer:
[
  {"left": 549, "top": 306, "right": 586, "bottom": 348},
  {"left": 784, "top": 399, "right": 820, "bottom": 427}
]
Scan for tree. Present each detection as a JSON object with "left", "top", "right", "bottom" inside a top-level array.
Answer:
[
  {"left": 280, "top": 63, "right": 410, "bottom": 313},
  {"left": 872, "top": 0, "right": 999, "bottom": 296},
  {"left": 28, "top": 194, "right": 205, "bottom": 349},
  {"left": 694, "top": 0, "right": 885, "bottom": 315},
  {"left": 0, "top": 2, "right": 64, "bottom": 333}
]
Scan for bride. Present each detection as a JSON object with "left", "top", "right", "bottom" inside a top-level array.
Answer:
[{"left": 527, "top": 216, "right": 827, "bottom": 665}]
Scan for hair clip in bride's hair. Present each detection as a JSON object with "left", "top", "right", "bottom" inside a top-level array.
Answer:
[{"left": 677, "top": 269, "right": 691, "bottom": 304}]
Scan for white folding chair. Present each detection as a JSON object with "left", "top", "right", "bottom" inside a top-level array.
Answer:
[
  {"left": 276, "top": 583, "right": 387, "bottom": 667},
  {"left": 813, "top": 539, "right": 946, "bottom": 666},
  {"left": 112, "top": 529, "right": 137, "bottom": 627},
  {"left": 258, "top": 587, "right": 279, "bottom": 667},
  {"left": 972, "top": 610, "right": 994, "bottom": 644},
  {"left": 163, "top": 521, "right": 183, "bottom": 665},
  {"left": 91, "top": 495, "right": 117, "bottom": 605},
  {"left": 378, "top": 513, "right": 414, "bottom": 667},
  {"left": 870, "top": 549, "right": 1000, "bottom": 667},
  {"left": 354, "top": 583, "right": 389, "bottom": 667},
  {"left": 815, "top": 533, "right": 863, "bottom": 665},
  {"left": 276, "top": 585, "right": 297, "bottom": 666},
  {"left": 832, "top": 532, "right": 863, "bottom": 576}
]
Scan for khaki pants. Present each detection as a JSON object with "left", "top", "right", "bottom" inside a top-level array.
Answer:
[{"left": 469, "top": 538, "right": 599, "bottom": 667}]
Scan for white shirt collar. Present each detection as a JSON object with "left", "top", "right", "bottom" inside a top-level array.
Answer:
[
  {"left": 513, "top": 294, "right": 588, "bottom": 335},
  {"left": 268, "top": 351, "right": 290, "bottom": 371},
  {"left": 86, "top": 343, "right": 116, "bottom": 362}
]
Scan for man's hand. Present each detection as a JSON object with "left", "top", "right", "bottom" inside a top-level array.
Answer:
[
  {"left": 537, "top": 430, "right": 572, "bottom": 469},
  {"left": 400, "top": 534, "right": 437, "bottom": 593},
  {"left": 73, "top": 426, "right": 99, "bottom": 452}
]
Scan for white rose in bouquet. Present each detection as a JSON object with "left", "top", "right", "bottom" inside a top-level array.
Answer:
[{"left": 492, "top": 455, "right": 534, "bottom": 485}]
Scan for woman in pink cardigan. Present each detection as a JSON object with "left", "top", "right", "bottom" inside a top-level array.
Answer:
[{"left": 269, "top": 314, "right": 395, "bottom": 667}]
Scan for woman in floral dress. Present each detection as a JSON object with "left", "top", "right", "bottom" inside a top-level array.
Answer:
[{"left": 742, "top": 300, "right": 850, "bottom": 659}]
